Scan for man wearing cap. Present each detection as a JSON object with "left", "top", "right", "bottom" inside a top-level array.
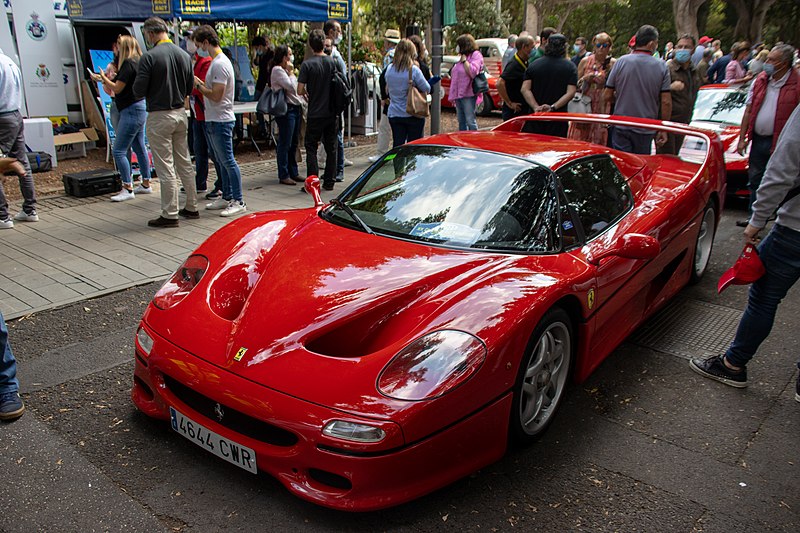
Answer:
[
  {"left": 690, "top": 103, "right": 800, "bottom": 399},
  {"left": 735, "top": 44, "right": 800, "bottom": 226},
  {"left": 369, "top": 29, "right": 400, "bottom": 163},
  {"left": 692, "top": 36, "right": 712, "bottom": 66},
  {"left": 603, "top": 25, "right": 672, "bottom": 154}
]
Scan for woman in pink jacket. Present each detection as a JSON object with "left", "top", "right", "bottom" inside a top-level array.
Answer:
[{"left": 449, "top": 34, "right": 484, "bottom": 131}]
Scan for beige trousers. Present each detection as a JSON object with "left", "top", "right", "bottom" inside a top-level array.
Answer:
[{"left": 146, "top": 109, "right": 197, "bottom": 219}]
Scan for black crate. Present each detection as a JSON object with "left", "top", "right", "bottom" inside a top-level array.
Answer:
[{"left": 62, "top": 169, "right": 121, "bottom": 198}]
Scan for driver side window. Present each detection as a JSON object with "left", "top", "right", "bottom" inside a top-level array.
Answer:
[{"left": 557, "top": 156, "right": 633, "bottom": 241}]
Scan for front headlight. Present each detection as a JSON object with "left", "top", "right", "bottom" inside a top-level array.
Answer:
[
  {"left": 136, "top": 326, "right": 154, "bottom": 356},
  {"left": 153, "top": 255, "right": 208, "bottom": 310},
  {"left": 322, "top": 420, "right": 386, "bottom": 443},
  {"left": 377, "top": 330, "right": 486, "bottom": 401}
]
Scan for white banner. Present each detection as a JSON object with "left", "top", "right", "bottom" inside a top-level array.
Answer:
[{"left": 11, "top": 0, "right": 67, "bottom": 119}]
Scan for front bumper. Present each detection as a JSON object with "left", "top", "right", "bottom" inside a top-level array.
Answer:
[{"left": 132, "top": 322, "right": 511, "bottom": 511}]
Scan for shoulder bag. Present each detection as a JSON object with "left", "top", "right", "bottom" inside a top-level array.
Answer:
[
  {"left": 471, "top": 68, "right": 489, "bottom": 94},
  {"left": 257, "top": 87, "right": 287, "bottom": 117},
  {"left": 406, "top": 68, "right": 429, "bottom": 118}
]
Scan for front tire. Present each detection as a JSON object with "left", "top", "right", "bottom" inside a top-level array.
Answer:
[
  {"left": 510, "top": 308, "right": 574, "bottom": 445},
  {"left": 477, "top": 94, "right": 493, "bottom": 116},
  {"left": 691, "top": 201, "right": 717, "bottom": 284}
]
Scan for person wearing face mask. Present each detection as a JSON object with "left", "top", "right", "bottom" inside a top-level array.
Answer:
[
  {"left": 132, "top": 17, "right": 197, "bottom": 228},
  {"left": 569, "top": 32, "right": 616, "bottom": 145},
  {"left": 270, "top": 45, "right": 304, "bottom": 186},
  {"left": 193, "top": 25, "right": 246, "bottom": 218},
  {"left": 602, "top": 25, "right": 672, "bottom": 154},
  {"left": 324, "top": 20, "right": 351, "bottom": 182},
  {"left": 251, "top": 36, "right": 274, "bottom": 139},
  {"left": 735, "top": 44, "right": 800, "bottom": 226},
  {"left": 657, "top": 34, "right": 703, "bottom": 155},
  {"left": 571, "top": 37, "right": 588, "bottom": 67}
]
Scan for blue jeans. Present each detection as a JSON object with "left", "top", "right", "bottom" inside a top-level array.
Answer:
[
  {"left": 612, "top": 128, "right": 654, "bottom": 155},
  {"left": 389, "top": 116, "right": 426, "bottom": 147},
  {"left": 747, "top": 133, "right": 773, "bottom": 212},
  {"left": 205, "top": 121, "right": 242, "bottom": 202},
  {"left": 454, "top": 96, "right": 478, "bottom": 131},
  {"left": 275, "top": 105, "right": 301, "bottom": 181},
  {"left": 725, "top": 224, "right": 800, "bottom": 367},
  {"left": 0, "top": 311, "right": 18, "bottom": 395},
  {"left": 193, "top": 119, "right": 222, "bottom": 192},
  {"left": 337, "top": 124, "right": 345, "bottom": 175},
  {"left": 112, "top": 101, "right": 150, "bottom": 186}
]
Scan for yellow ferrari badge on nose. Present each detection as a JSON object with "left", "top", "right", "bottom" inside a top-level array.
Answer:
[
  {"left": 587, "top": 288, "right": 595, "bottom": 310},
  {"left": 234, "top": 347, "right": 247, "bottom": 362}
]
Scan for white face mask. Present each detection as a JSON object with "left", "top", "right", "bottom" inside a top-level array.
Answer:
[
  {"left": 334, "top": 34, "right": 343, "bottom": 45},
  {"left": 186, "top": 40, "right": 197, "bottom": 55},
  {"left": 197, "top": 48, "right": 210, "bottom": 58},
  {"left": 456, "top": 45, "right": 460, "bottom": 54},
  {"left": 288, "top": 54, "right": 295, "bottom": 64}
]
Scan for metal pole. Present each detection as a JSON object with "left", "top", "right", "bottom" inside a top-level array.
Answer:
[
  {"left": 431, "top": 0, "right": 443, "bottom": 135},
  {"left": 347, "top": 21, "right": 353, "bottom": 146}
]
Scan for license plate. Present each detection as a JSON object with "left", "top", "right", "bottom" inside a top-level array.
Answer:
[{"left": 169, "top": 407, "right": 257, "bottom": 474}]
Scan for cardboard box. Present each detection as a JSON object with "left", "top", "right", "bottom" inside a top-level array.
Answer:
[{"left": 53, "top": 128, "right": 99, "bottom": 161}]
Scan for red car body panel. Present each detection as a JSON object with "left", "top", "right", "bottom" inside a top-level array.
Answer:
[{"left": 133, "top": 114, "right": 725, "bottom": 511}]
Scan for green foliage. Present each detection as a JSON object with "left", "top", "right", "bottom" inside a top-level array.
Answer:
[
  {"left": 445, "top": 0, "right": 511, "bottom": 49},
  {"left": 559, "top": 0, "right": 675, "bottom": 54},
  {"left": 368, "top": 0, "right": 432, "bottom": 34}
]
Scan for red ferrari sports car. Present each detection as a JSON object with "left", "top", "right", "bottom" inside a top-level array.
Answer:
[
  {"left": 132, "top": 114, "right": 725, "bottom": 511},
  {"left": 680, "top": 84, "right": 749, "bottom": 198}
]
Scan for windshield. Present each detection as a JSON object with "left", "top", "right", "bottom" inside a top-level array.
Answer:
[
  {"left": 692, "top": 89, "right": 748, "bottom": 124},
  {"left": 323, "top": 146, "right": 560, "bottom": 253}
]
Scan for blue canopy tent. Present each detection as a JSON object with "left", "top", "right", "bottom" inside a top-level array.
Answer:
[{"left": 67, "top": 0, "right": 351, "bottom": 22}]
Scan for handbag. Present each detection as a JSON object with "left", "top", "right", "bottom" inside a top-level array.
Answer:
[
  {"left": 471, "top": 70, "right": 489, "bottom": 94},
  {"left": 567, "top": 92, "right": 592, "bottom": 114},
  {"left": 257, "top": 87, "right": 287, "bottom": 117},
  {"left": 406, "top": 68, "right": 429, "bottom": 118}
]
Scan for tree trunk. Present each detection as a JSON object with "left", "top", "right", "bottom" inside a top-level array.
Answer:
[
  {"left": 673, "top": 0, "right": 708, "bottom": 40},
  {"left": 525, "top": 2, "right": 539, "bottom": 35},
  {"left": 732, "top": 0, "right": 778, "bottom": 42}
]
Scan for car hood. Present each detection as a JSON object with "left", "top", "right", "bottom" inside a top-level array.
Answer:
[{"left": 146, "top": 210, "right": 570, "bottom": 417}]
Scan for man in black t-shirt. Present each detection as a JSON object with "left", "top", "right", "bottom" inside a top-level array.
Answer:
[
  {"left": 497, "top": 35, "right": 535, "bottom": 121},
  {"left": 298, "top": 29, "right": 338, "bottom": 190},
  {"left": 520, "top": 34, "right": 577, "bottom": 137}
]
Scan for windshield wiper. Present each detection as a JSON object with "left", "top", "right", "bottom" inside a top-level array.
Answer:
[{"left": 329, "top": 198, "right": 374, "bottom": 235}]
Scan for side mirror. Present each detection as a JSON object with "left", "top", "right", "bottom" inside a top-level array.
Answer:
[
  {"left": 587, "top": 233, "right": 660, "bottom": 266},
  {"left": 305, "top": 175, "right": 323, "bottom": 208}
]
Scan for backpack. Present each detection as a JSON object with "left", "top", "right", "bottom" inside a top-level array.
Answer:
[{"left": 329, "top": 61, "right": 353, "bottom": 116}]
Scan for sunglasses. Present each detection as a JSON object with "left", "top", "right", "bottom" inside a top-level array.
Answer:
[{"left": 595, "top": 43, "right": 610, "bottom": 48}]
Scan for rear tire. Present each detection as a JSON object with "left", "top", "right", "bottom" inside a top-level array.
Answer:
[
  {"left": 509, "top": 308, "right": 574, "bottom": 446},
  {"left": 477, "top": 95, "right": 493, "bottom": 116},
  {"left": 691, "top": 201, "right": 717, "bottom": 284}
]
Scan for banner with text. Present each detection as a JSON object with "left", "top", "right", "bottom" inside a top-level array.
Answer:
[{"left": 11, "top": 0, "right": 67, "bottom": 118}]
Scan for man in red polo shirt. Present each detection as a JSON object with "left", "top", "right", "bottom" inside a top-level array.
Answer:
[{"left": 736, "top": 44, "right": 800, "bottom": 226}]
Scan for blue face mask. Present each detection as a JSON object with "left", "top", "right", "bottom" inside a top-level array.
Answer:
[
  {"left": 763, "top": 63, "right": 776, "bottom": 77},
  {"left": 573, "top": 44, "right": 581, "bottom": 55},
  {"left": 674, "top": 49, "right": 691, "bottom": 63}
]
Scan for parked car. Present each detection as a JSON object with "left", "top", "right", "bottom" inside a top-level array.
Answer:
[
  {"left": 440, "top": 55, "right": 503, "bottom": 115},
  {"left": 132, "top": 113, "right": 725, "bottom": 512},
  {"left": 476, "top": 37, "right": 509, "bottom": 77},
  {"left": 680, "top": 84, "right": 749, "bottom": 198}
]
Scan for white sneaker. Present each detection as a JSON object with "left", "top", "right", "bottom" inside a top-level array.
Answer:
[
  {"left": 111, "top": 189, "right": 135, "bottom": 202},
  {"left": 220, "top": 200, "right": 246, "bottom": 217},
  {"left": 344, "top": 159, "right": 354, "bottom": 167},
  {"left": 0, "top": 218, "right": 13, "bottom": 229},
  {"left": 206, "top": 198, "right": 229, "bottom": 210},
  {"left": 14, "top": 210, "right": 39, "bottom": 222},
  {"left": 134, "top": 184, "right": 153, "bottom": 194}
]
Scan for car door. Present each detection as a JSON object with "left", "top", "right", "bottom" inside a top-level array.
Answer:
[{"left": 557, "top": 155, "right": 661, "bottom": 356}]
